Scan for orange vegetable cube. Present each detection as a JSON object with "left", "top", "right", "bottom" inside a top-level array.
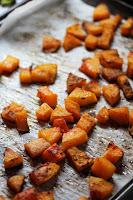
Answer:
[
  {"left": 37, "top": 191, "right": 54, "bottom": 200},
  {"left": 129, "top": 109, "right": 133, "bottom": 126},
  {"left": 100, "top": 15, "right": 122, "bottom": 30},
  {"left": 127, "top": 51, "right": 133, "bottom": 79},
  {"left": 85, "top": 34, "right": 98, "bottom": 50},
  {"left": 91, "top": 157, "right": 116, "bottom": 180},
  {"left": 93, "top": 3, "right": 110, "bottom": 21},
  {"left": 67, "top": 23, "right": 86, "bottom": 41},
  {"left": 65, "top": 98, "right": 80, "bottom": 120},
  {"left": 83, "top": 81, "right": 101, "bottom": 98},
  {"left": 15, "top": 110, "right": 29, "bottom": 133},
  {"left": 82, "top": 21, "right": 103, "bottom": 36},
  {"left": 19, "top": 68, "right": 32, "bottom": 84},
  {"left": 38, "top": 127, "right": 62, "bottom": 144},
  {"left": 1, "top": 55, "right": 19, "bottom": 74},
  {"left": 96, "top": 107, "right": 109, "bottom": 124},
  {"left": 68, "top": 87, "right": 97, "bottom": 106},
  {"left": 53, "top": 118, "right": 69, "bottom": 133},
  {"left": 37, "top": 86, "right": 57, "bottom": 108},
  {"left": 61, "top": 127, "right": 88, "bottom": 150},
  {"left": 13, "top": 187, "right": 37, "bottom": 200},
  {"left": 7, "top": 175, "right": 25, "bottom": 193},
  {"left": 63, "top": 34, "right": 82, "bottom": 52},
  {"left": 120, "top": 17, "right": 133, "bottom": 37},
  {"left": 42, "top": 35, "right": 61, "bottom": 53},
  {"left": 36, "top": 103, "right": 53, "bottom": 121},
  {"left": 102, "top": 68, "right": 124, "bottom": 82}
]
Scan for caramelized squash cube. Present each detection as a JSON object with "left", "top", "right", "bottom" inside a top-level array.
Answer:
[
  {"left": 24, "top": 138, "right": 50, "bottom": 158},
  {"left": 67, "top": 23, "right": 86, "bottom": 41},
  {"left": 83, "top": 81, "right": 101, "bottom": 98},
  {"left": 91, "top": 157, "right": 116, "bottom": 180},
  {"left": 37, "top": 191, "right": 54, "bottom": 200},
  {"left": 4, "top": 147, "right": 23, "bottom": 169},
  {"left": 7, "top": 175, "right": 25, "bottom": 193},
  {"left": 82, "top": 21, "right": 102, "bottom": 36},
  {"left": 65, "top": 98, "right": 80, "bottom": 120},
  {"left": 2, "top": 55, "right": 19, "bottom": 74},
  {"left": 53, "top": 118, "right": 69, "bottom": 133},
  {"left": 29, "top": 162, "right": 60, "bottom": 185},
  {"left": 37, "top": 86, "right": 57, "bottom": 108},
  {"left": 13, "top": 187, "right": 37, "bottom": 200},
  {"left": 96, "top": 107, "right": 109, "bottom": 124},
  {"left": 93, "top": 4, "right": 110, "bottom": 21},
  {"left": 42, "top": 35, "right": 61, "bottom": 53},
  {"left": 102, "top": 68, "right": 124, "bottom": 82},
  {"left": 61, "top": 127, "right": 88, "bottom": 150},
  {"left": 127, "top": 52, "right": 133, "bottom": 79},
  {"left": 85, "top": 34, "right": 98, "bottom": 50},
  {"left": 19, "top": 68, "right": 32, "bottom": 84},
  {"left": 100, "top": 15, "right": 122, "bottom": 30},
  {"left": 15, "top": 110, "right": 29, "bottom": 133},
  {"left": 120, "top": 18, "right": 133, "bottom": 37},
  {"left": 63, "top": 34, "right": 82, "bottom": 52},
  {"left": 38, "top": 127, "right": 62, "bottom": 144},
  {"left": 36, "top": 103, "right": 53, "bottom": 122},
  {"left": 129, "top": 109, "right": 133, "bottom": 126}
]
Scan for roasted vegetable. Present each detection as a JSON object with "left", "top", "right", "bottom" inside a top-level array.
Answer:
[
  {"left": 19, "top": 68, "right": 32, "bottom": 84},
  {"left": 67, "top": 24, "right": 86, "bottom": 41},
  {"left": 85, "top": 34, "right": 98, "bottom": 50},
  {"left": 117, "top": 75, "right": 133, "bottom": 100},
  {"left": 42, "top": 35, "right": 61, "bottom": 53},
  {"left": 53, "top": 118, "right": 69, "bottom": 133},
  {"left": 24, "top": 138, "right": 50, "bottom": 158},
  {"left": 42, "top": 143, "right": 65, "bottom": 163},
  {"left": 100, "top": 15, "right": 121, "bottom": 30},
  {"left": 63, "top": 34, "right": 82, "bottom": 52},
  {"left": 96, "top": 107, "right": 109, "bottom": 124},
  {"left": 29, "top": 162, "right": 60, "bottom": 185},
  {"left": 37, "top": 191, "right": 54, "bottom": 200},
  {"left": 4, "top": 147, "right": 23, "bottom": 169},
  {"left": 15, "top": 110, "right": 29, "bottom": 133},
  {"left": 65, "top": 98, "right": 80, "bottom": 120},
  {"left": 38, "top": 127, "right": 62, "bottom": 144},
  {"left": 37, "top": 86, "right": 57, "bottom": 108},
  {"left": 102, "top": 67, "right": 124, "bottom": 82},
  {"left": 83, "top": 81, "right": 101, "bottom": 98},
  {"left": 0, "top": 55, "right": 19, "bottom": 74},
  {"left": 82, "top": 21, "right": 102, "bottom": 36},
  {"left": 67, "top": 73, "right": 86, "bottom": 94},
  {"left": 127, "top": 52, "right": 133, "bottom": 79},
  {"left": 89, "top": 176, "right": 113, "bottom": 200},
  {"left": 129, "top": 109, "right": 133, "bottom": 126},
  {"left": 66, "top": 147, "right": 93, "bottom": 172},
  {"left": 61, "top": 127, "right": 88, "bottom": 150},
  {"left": 93, "top": 4, "right": 110, "bottom": 21},
  {"left": 13, "top": 187, "right": 37, "bottom": 200},
  {"left": 7, "top": 175, "right": 25, "bottom": 193},
  {"left": 120, "top": 17, "right": 133, "bottom": 37},
  {"left": 91, "top": 157, "right": 116, "bottom": 180},
  {"left": 36, "top": 103, "right": 53, "bottom": 122}
]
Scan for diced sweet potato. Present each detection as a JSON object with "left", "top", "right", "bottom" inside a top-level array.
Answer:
[
  {"left": 82, "top": 21, "right": 103, "bottom": 36},
  {"left": 7, "top": 175, "right": 25, "bottom": 193},
  {"left": 117, "top": 75, "right": 133, "bottom": 100},
  {"left": 37, "top": 86, "right": 57, "bottom": 108},
  {"left": 103, "top": 143, "right": 124, "bottom": 164},
  {"left": 91, "top": 157, "right": 116, "bottom": 180},
  {"left": 65, "top": 98, "right": 80, "bottom": 120},
  {"left": 66, "top": 147, "right": 93, "bottom": 172},
  {"left": 37, "top": 191, "right": 54, "bottom": 200},
  {"left": 31, "top": 64, "right": 57, "bottom": 84},
  {"left": 61, "top": 127, "right": 88, "bottom": 150},
  {"left": 85, "top": 34, "right": 98, "bottom": 50},
  {"left": 96, "top": 107, "right": 109, "bottom": 124},
  {"left": 78, "top": 197, "right": 89, "bottom": 200},
  {"left": 0, "top": 196, "right": 6, "bottom": 200},
  {"left": 80, "top": 57, "right": 101, "bottom": 79},
  {"left": 42, "top": 143, "right": 65, "bottom": 163},
  {"left": 15, "top": 110, "right": 29, "bottom": 133},
  {"left": 1, "top": 55, "right": 19, "bottom": 74},
  {"left": 13, "top": 187, "right": 37, "bottom": 200},
  {"left": 67, "top": 73, "right": 86, "bottom": 94},
  {"left": 120, "top": 17, "right": 133, "bottom": 37},
  {"left": 29, "top": 162, "right": 60, "bottom": 185},
  {"left": 127, "top": 52, "right": 133, "bottom": 79},
  {"left": 24, "top": 138, "right": 50, "bottom": 158},
  {"left": 102, "top": 68, "right": 124, "bottom": 82},
  {"left": 38, "top": 127, "right": 62, "bottom": 144},
  {"left": 100, "top": 15, "right": 122, "bottom": 30},
  {"left": 50, "top": 105, "right": 74, "bottom": 123},
  {"left": 83, "top": 81, "right": 101, "bottom": 98},
  {"left": 102, "top": 84, "right": 120, "bottom": 106},
  {"left": 67, "top": 24, "right": 86, "bottom": 41},
  {"left": 93, "top": 4, "right": 110, "bottom": 21},
  {"left": 42, "top": 35, "right": 61, "bottom": 53},
  {"left": 19, "top": 68, "right": 32, "bottom": 84},
  {"left": 77, "top": 112, "right": 96, "bottom": 134},
  {"left": 129, "top": 109, "right": 133, "bottom": 126},
  {"left": 53, "top": 118, "right": 69, "bottom": 133},
  {"left": 108, "top": 107, "right": 129, "bottom": 126},
  {"left": 63, "top": 34, "right": 82, "bottom": 52},
  {"left": 36, "top": 103, "right": 53, "bottom": 122},
  {"left": 4, "top": 147, "right": 23, "bottom": 169},
  {"left": 89, "top": 176, "right": 113, "bottom": 200},
  {"left": 68, "top": 87, "right": 97, "bottom": 106}
]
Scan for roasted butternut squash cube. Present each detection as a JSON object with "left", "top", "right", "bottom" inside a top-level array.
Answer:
[
  {"left": 93, "top": 4, "right": 110, "bottom": 21},
  {"left": 0, "top": 196, "right": 6, "bottom": 200},
  {"left": 67, "top": 73, "right": 86, "bottom": 94},
  {"left": 103, "top": 143, "right": 124, "bottom": 164},
  {"left": 19, "top": 68, "right": 32, "bottom": 84},
  {"left": 61, "top": 127, "right": 88, "bottom": 150},
  {"left": 67, "top": 23, "right": 86, "bottom": 41},
  {"left": 68, "top": 87, "right": 97, "bottom": 106},
  {"left": 82, "top": 21, "right": 103, "bottom": 36},
  {"left": 89, "top": 176, "right": 113, "bottom": 200},
  {"left": 102, "top": 68, "right": 124, "bottom": 82},
  {"left": 83, "top": 81, "right": 101, "bottom": 98},
  {"left": 78, "top": 197, "right": 89, "bottom": 200},
  {"left": 13, "top": 188, "right": 37, "bottom": 200},
  {"left": 80, "top": 57, "right": 101, "bottom": 79},
  {"left": 77, "top": 112, "right": 96, "bottom": 134},
  {"left": 91, "top": 157, "right": 116, "bottom": 180},
  {"left": 37, "top": 86, "right": 57, "bottom": 108},
  {"left": 36, "top": 103, "right": 53, "bottom": 122},
  {"left": 85, "top": 34, "right": 98, "bottom": 50},
  {"left": 24, "top": 138, "right": 50, "bottom": 158},
  {"left": 108, "top": 107, "right": 129, "bottom": 126},
  {"left": 37, "top": 191, "right": 54, "bottom": 200},
  {"left": 96, "top": 107, "right": 109, "bottom": 124},
  {"left": 38, "top": 127, "right": 62, "bottom": 144},
  {"left": 4, "top": 147, "right": 23, "bottom": 169},
  {"left": 127, "top": 52, "right": 133, "bottom": 79},
  {"left": 102, "top": 84, "right": 120, "bottom": 106},
  {"left": 117, "top": 75, "right": 133, "bottom": 100},
  {"left": 7, "top": 175, "right": 25, "bottom": 193},
  {"left": 50, "top": 105, "right": 74, "bottom": 123},
  {"left": 31, "top": 64, "right": 57, "bottom": 84},
  {"left": 29, "top": 162, "right": 60, "bottom": 185},
  {"left": 42, "top": 143, "right": 65, "bottom": 163},
  {"left": 63, "top": 34, "right": 82, "bottom": 52},
  {"left": 100, "top": 15, "right": 122, "bottom": 30},
  {"left": 129, "top": 109, "right": 133, "bottom": 126},
  {"left": 42, "top": 35, "right": 61, "bottom": 53},
  {"left": 66, "top": 147, "right": 93, "bottom": 172},
  {"left": 1, "top": 55, "right": 19, "bottom": 74},
  {"left": 53, "top": 118, "right": 69, "bottom": 133},
  {"left": 120, "top": 18, "right": 133, "bottom": 37},
  {"left": 15, "top": 110, "right": 29, "bottom": 133},
  {"left": 65, "top": 98, "right": 80, "bottom": 120}
]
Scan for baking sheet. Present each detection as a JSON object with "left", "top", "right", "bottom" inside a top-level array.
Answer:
[{"left": 0, "top": 0, "right": 133, "bottom": 199}]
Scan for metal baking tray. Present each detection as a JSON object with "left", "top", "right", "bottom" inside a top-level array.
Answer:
[{"left": 0, "top": 0, "right": 133, "bottom": 199}]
